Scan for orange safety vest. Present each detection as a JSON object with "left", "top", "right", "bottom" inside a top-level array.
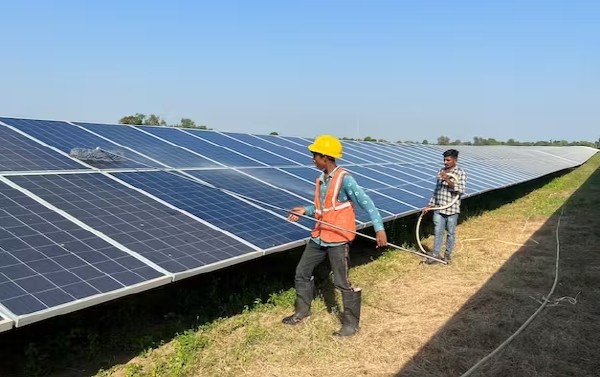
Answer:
[{"left": 311, "top": 168, "right": 357, "bottom": 243}]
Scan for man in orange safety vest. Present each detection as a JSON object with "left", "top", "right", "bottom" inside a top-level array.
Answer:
[{"left": 284, "top": 134, "right": 388, "bottom": 337}]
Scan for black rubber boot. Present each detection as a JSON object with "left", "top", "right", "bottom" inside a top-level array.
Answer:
[
  {"left": 333, "top": 289, "right": 361, "bottom": 337},
  {"left": 282, "top": 278, "right": 315, "bottom": 325}
]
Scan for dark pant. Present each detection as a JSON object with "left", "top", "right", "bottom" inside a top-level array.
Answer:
[{"left": 295, "top": 239, "right": 353, "bottom": 293}]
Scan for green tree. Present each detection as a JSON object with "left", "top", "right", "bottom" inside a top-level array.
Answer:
[
  {"left": 437, "top": 136, "right": 450, "bottom": 145},
  {"left": 270, "top": 131, "right": 279, "bottom": 135},
  {"left": 422, "top": 139, "right": 428, "bottom": 145},
  {"left": 119, "top": 113, "right": 146, "bottom": 125},
  {"left": 145, "top": 114, "right": 167, "bottom": 126},
  {"left": 179, "top": 118, "right": 197, "bottom": 128}
]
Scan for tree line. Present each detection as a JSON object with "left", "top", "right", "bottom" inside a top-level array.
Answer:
[
  {"left": 117, "top": 115, "right": 598, "bottom": 149},
  {"left": 434, "top": 135, "right": 599, "bottom": 148},
  {"left": 338, "top": 135, "right": 599, "bottom": 148},
  {"left": 118, "top": 113, "right": 211, "bottom": 130}
]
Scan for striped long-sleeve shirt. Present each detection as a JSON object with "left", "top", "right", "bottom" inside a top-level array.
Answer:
[
  {"left": 304, "top": 167, "right": 384, "bottom": 247},
  {"left": 428, "top": 166, "right": 467, "bottom": 215}
]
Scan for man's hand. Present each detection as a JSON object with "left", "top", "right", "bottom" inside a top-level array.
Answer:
[
  {"left": 440, "top": 170, "right": 449, "bottom": 182},
  {"left": 440, "top": 170, "right": 455, "bottom": 187},
  {"left": 287, "top": 207, "right": 306, "bottom": 222},
  {"left": 375, "top": 230, "right": 387, "bottom": 248},
  {"left": 422, "top": 204, "right": 432, "bottom": 214}
]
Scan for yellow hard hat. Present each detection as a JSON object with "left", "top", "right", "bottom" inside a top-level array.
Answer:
[{"left": 308, "top": 134, "right": 343, "bottom": 159}]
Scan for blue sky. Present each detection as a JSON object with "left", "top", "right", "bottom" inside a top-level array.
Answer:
[{"left": 1, "top": 1, "right": 598, "bottom": 143}]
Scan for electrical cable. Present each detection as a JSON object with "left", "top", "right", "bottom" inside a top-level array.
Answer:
[{"left": 459, "top": 208, "right": 568, "bottom": 377}]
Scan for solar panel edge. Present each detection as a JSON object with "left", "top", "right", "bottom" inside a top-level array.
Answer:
[
  {"left": 174, "top": 249, "right": 267, "bottom": 280},
  {"left": 0, "top": 304, "right": 16, "bottom": 331},
  {"left": 12, "top": 275, "right": 171, "bottom": 328},
  {"left": 0, "top": 318, "right": 14, "bottom": 333},
  {"left": 262, "top": 238, "right": 309, "bottom": 257}
]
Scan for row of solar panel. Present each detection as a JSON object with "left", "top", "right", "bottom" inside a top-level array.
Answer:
[
  {"left": 0, "top": 117, "right": 554, "bottom": 179},
  {"left": 0, "top": 117, "right": 596, "bottom": 331},
  {"left": 0, "top": 160, "right": 566, "bottom": 327}
]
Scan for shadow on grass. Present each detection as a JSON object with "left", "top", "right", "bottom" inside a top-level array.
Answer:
[
  {"left": 0, "top": 169, "right": 572, "bottom": 377},
  {"left": 394, "top": 166, "right": 600, "bottom": 376}
]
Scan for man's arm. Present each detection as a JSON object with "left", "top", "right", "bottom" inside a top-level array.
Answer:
[
  {"left": 342, "top": 175, "right": 384, "bottom": 232},
  {"left": 303, "top": 204, "right": 316, "bottom": 217}
]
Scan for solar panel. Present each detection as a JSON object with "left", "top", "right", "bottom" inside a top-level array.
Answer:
[
  {"left": 184, "top": 129, "right": 302, "bottom": 166},
  {"left": 139, "top": 126, "right": 264, "bottom": 167},
  {"left": 0, "top": 121, "right": 87, "bottom": 172},
  {"left": 111, "top": 170, "right": 311, "bottom": 250},
  {"left": 0, "top": 177, "right": 169, "bottom": 326},
  {"left": 254, "top": 135, "right": 370, "bottom": 165},
  {"left": 0, "top": 118, "right": 160, "bottom": 170},
  {"left": 182, "top": 168, "right": 315, "bottom": 229},
  {"left": 6, "top": 173, "right": 260, "bottom": 275},
  {"left": 236, "top": 167, "right": 318, "bottom": 198},
  {"left": 223, "top": 133, "right": 310, "bottom": 165},
  {"left": 0, "top": 116, "right": 597, "bottom": 331},
  {"left": 74, "top": 122, "right": 220, "bottom": 169}
]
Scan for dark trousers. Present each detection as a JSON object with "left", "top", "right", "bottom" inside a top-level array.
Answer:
[{"left": 295, "top": 239, "right": 353, "bottom": 293}]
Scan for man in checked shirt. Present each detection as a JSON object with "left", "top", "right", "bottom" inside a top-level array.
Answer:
[{"left": 422, "top": 149, "right": 467, "bottom": 265}]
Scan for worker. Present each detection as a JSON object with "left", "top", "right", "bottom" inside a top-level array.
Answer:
[
  {"left": 284, "top": 134, "right": 388, "bottom": 337},
  {"left": 422, "top": 149, "right": 467, "bottom": 265}
]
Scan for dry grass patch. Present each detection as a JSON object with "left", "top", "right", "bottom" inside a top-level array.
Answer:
[{"left": 98, "top": 155, "right": 600, "bottom": 377}]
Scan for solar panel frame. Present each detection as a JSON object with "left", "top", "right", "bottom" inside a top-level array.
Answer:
[{"left": 0, "top": 310, "right": 14, "bottom": 333}]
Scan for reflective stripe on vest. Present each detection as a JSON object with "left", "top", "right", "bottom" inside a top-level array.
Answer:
[{"left": 312, "top": 168, "right": 357, "bottom": 243}]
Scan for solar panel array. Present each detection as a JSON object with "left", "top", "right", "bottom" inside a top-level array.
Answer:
[{"left": 0, "top": 116, "right": 597, "bottom": 332}]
